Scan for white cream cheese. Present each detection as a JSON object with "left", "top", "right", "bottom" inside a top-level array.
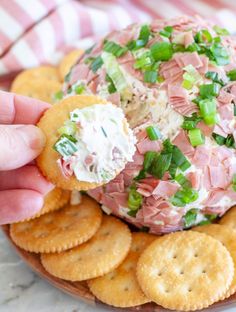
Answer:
[{"left": 69, "top": 103, "right": 136, "bottom": 183}]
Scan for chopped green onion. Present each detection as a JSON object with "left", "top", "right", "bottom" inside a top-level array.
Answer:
[
  {"left": 234, "top": 104, "right": 236, "bottom": 116},
  {"left": 175, "top": 173, "right": 191, "bottom": 188},
  {"left": 149, "top": 153, "right": 172, "bottom": 179},
  {"left": 138, "top": 24, "right": 150, "bottom": 46},
  {"left": 194, "top": 29, "right": 212, "bottom": 43},
  {"left": 84, "top": 56, "right": 95, "bottom": 64},
  {"left": 205, "top": 71, "right": 225, "bottom": 86},
  {"left": 134, "top": 52, "right": 153, "bottom": 70},
  {"left": 198, "top": 214, "right": 218, "bottom": 225},
  {"left": 105, "top": 74, "right": 117, "bottom": 94},
  {"left": 159, "top": 26, "right": 173, "bottom": 38},
  {"left": 150, "top": 42, "right": 173, "bottom": 61},
  {"left": 199, "top": 83, "right": 220, "bottom": 98},
  {"left": 103, "top": 40, "right": 128, "bottom": 57},
  {"left": 74, "top": 84, "right": 85, "bottom": 94},
  {"left": 227, "top": 69, "right": 236, "bottom": 81},
  {"left": 143, "top": 151, "right": 158, "bottom": 171},
  {"left": 64, "top": 71, "right": 71, "bottom": 83},
  {"left": 182, "top": 79, "right": 193, "bottom": 90},
  {"left": 182, "top": 113, "right": 202, "bottom": 130},
  {"left": 198, "top": 98, "right": 217, "bottom": 125},
  {"left": 162, "top": 138, "right": 174, "bottom": 153},
  {"left": 139, "top": 226, "right": 150, "bottom": 232},
  {"left": 232, "top": 174, "right": 236, "bottom": 192},
  {"left": 225, "top": 134, "right": 235, "bottom": 148},
  {"left": 128, "top": 187, "right": 143, "bottom": 211},
  {"left": 58, "top": 120, "right": 77, "bottom": 136},
  {"left": 53, "top": 134, "right": 78, "bottom": 157},
  {"left": 144, "top": 70, "right": 158, "bottom": 83},
  {"left": 91, "top": 56, "right": 103, "bottom": 73},
  {"left": 186, "top": 42, "right": 200, "bottom": 52},
  {"left": 184, "top": 209, "right": 199, "bottom": 228},
  {"left": 101, "top": 52, "right": 129, "bottom": 94},
  {"left": 213, "top": 25, "right": 229, "bottom": 36},
  {"left": 188, "top": 128, "right": 205, "bottom": 146},
  {"left": 171, "top": 187, "right": 198, "bottom": 207},
  {"left": 53, "top": 90, "right": 63, "bottom": 101},
  {"left": 171, "top": 146, "right": 191, "bottom": 171},
  {"left": 85, "top": 44, "right": 95, "bottom": 54},
  {"left": 172, "top": 43, "right": 185, "bottom": 53},
  {"left": 146, "top": 126, "right": 161, "bottom": 140},
  {"left": 212, "top": 133, "right": 226, "bottom": 145},
  {"left": 134, "top": 169, "right": 146, "bottom": 181},
  {"left": 127, "top": 210, "right": 138, "bottom": 217},
  {"left": 209, "top": 42, "right": 230, "bottom": 66}
]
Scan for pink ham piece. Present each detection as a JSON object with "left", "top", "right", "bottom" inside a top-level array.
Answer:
[
  {"left": 197, "top": 121, "right": 213, "bottom": 136},
  {"left": 136, "top": 138, "right": 162, "bottom": 154},
  {"left": 153, "top": 181, "right": 179, "bottom": 198},
  {"left": 56, "top": 158, "right": 75, "bottom": 179},
  {"left": 168, "top": 84, "right": 198, "bottom": 116},
  {"left": 105, "top": 174, "right": 125, "bottom": 193},
  {"left": 173, "top": 129, "right": 195, "bottom": 158},
  {"left": 88, "top": 187, "right": 103, "bottom": 202},
  {"left": 192, "top": 145, "right": 211, "bottom": 168},
  {"left": 217, "top": 89, "right": 234, "bottom": 105},
  {"left": 70, "top": 64, "right": 90, "bottom": 85},
  {"left": 218, "top": 104, "right": 234, "bottom": 120},
  {"left": 198, "top": 55, "right": 209, "bottom": 74},
  {"left": 174, "top": 52, "right": 203, "bottom": 68},
  {"left": 107, "top": 92, "right": 121, "bottom": 106},
  {"left": 184, "top": 31, "right": 194, "bottom": 48},
  {"left": 208, "top": 165, "right": 228, "bottom": 189},
  {"left": 187, "top": 171, "right": 201, "bottom": 189}
]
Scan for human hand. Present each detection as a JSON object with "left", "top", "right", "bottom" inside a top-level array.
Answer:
[{"left": 0, "top": 90, "right": 53, "bottom": 224}]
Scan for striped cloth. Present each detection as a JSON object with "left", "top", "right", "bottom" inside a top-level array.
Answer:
[{"left": 1, "top": 0, "right": 236, "bottom": 82}]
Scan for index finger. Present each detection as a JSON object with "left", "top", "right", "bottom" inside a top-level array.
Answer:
[{"left": 0, "top": 90, "right": 50, "bottom": 125}]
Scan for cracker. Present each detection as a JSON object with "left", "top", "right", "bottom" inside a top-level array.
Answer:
[
  {"left": 136, "top": 231, "right": 234, "bottom": 311},
  {"left": 41, "top": 216, "right": 131, "bottom": 281},
  {"left": 220, "top": 206, "right": 236, "bottom": 230},
  {"left": 193, "top": 224, "right": 236, "bottom": 299},
  {"left": 11, "top": 66, "right": 60, "bottom": 92},
  {"left": 59, "top": 49, "right": 84, "bottom": 80},
  {"left": 10, "top": 79, "right": 62, "bottom": 103},
  {"left": 37, "top": 95, "right": 109, "bottom": 190},
  {"left": 88, "top": 232, "right": 156, "bottom": 307},
  {"left": 10, "top": 195, "right": 102, "bottom": 253}
]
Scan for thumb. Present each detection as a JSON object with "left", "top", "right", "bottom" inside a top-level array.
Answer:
[{"left": 0, "top": 125, "right": 45, "bottom": 171}]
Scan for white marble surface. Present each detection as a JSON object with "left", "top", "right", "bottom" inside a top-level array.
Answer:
[{"left": 1, "top": 229, "right": 236, "bottom": 312}]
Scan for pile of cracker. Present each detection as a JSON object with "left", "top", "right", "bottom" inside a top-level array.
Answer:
[
  {"left": 9, "top": 189, "right": 236, "bottom": 311},
  {"left": 9, "top": 52, "right": 236, "bottom": 311}
]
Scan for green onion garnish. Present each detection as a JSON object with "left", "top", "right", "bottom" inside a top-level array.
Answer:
[
  {"left": 198, "top": 98, "right": 217, "bottom": 125},
  {"left": 234, "top": 104, "right": 236, "bottom": 116},
  {"left": 134, "top": 169, "right": 146, "bottom": 181},
  {"left": 103, "top": 40, "right": 128, "bottom": 57},
  {"left": 74, "top": 84, "right": 85, "bottom": 94},
  {"left": 91, "top": 56, "right": 103, "bottom": 73},
  {"left": 232, "top": 174, "right": 236, "bottom": 192},
  {"left": 53, "top": 90, "right": 64, "bottom": 101},
  {"left": 205, "top": 71, "right": 225, "bottom": 86},
  {"left": 198, "top": 214, "right": 218, "bottom": 225},
  {"left": 128, "top": 187, "right": 143, "bottom": 211},
  {"left": 149, "top": 153, "right": 172, "bottom": 179},
  {"left": 171, "top": 146, "right": 191, "bottom": 171},
  {"left": 227, "top": 69, "right": 236, "bottom": 81},
  {"left": 159, "top": 26, "right": 173, "bottom": 38},
  {"left": 150, "top": 42, "right": 173, "bottom": 61},
  {"left": 146, "top": 126, "right": 161, "bottom": 140},
  {"left": 85, "top": 44, "right": 95, "bottom": 54},
  {"left": 182, "top": 79, "right": 193, "bottom": 90},
  {"left": 144, "top": 70, "right": 158, "bottom": 83},
  {"left": 199, "top": 83, "right": 220, "bottom": 98},
  {"left": 105, "top": 74, "right": 117, "bottom": 94},
  {"left": 209, "top": 42, "right": 230, "bottom": 66},
  {"left": 188, "top": 128, "right": 205, "bottom": 146},
  {"left": 194, "top": 29, "right": 212, "bottom": 43},
  {"left": 184, "top": 209, "right": 199, "bottom": 228},
  {"left": 175, "top": 173, "right": 191, "bottom": 188},
  {"left": 213, "top": 25, "right": 229, "bottom": 36},
  {"left": 225, "top": 134, "right": 235, "bottom": 148},
  {"left": 212, "top": 133, "right": 226, "bottom": 145},
  {"left": 138, "top": 24, "right": 150, "bottom": 47},
  {"left": 53, "top": 134, "right": 78, "bottom": 157},
  {"left": 171, "top": 187, "right": 199, "bottom": 207},
  {"left": 182, "top": 113, "right": 202, "bottom": 130},
  {"left": 134, "top": 52, "right": 153, "bottom": 70},
  {"left": 143, "top": 151, "right": 158, "bottom": 171},
  {"left": 58, "top": 120, "right": 77, "bottom": 136}
]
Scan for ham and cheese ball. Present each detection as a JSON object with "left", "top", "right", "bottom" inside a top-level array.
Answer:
[{"left": 64, "top": 16, "right": 236, "bottom": 234}]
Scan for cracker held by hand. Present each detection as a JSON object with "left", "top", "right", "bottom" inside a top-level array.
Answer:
[
  {"left": 136, "top": 231, "right": 234, "bottom": 311},
  {"left": 37, "top": 95, "right": 136, "bottom": 190},
  {"left": 41, "top": 216, "right": 131, "bottom": 281},
  {"left": 10, "top": 196, "right": 102, "bottom": 253},
  {"left": 88, "top": 232, "right": 156, "bottom": 308},
  {"left": 193, "top": 224, "right": 236, "bottom": 299}
]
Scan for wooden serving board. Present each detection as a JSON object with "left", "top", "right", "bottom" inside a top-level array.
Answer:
[{"left": 2, "top": 224, "right": 236, "bottom": 312}]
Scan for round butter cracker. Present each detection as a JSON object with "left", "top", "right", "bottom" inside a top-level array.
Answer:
[
  {"left": 10, "top": 195, "right": 102, "bottom": 253},
  {"left": 136, "top": 230, "right": 234, "bottom": 311},
  {"left": 220, "top": 206, "right": 236, "bottom": 230},
  {"left": 41, "top": 216, "right": 131, "bottom": 281},
  {"left": 59, "top": 49, "right": 84, "bottom": 80},
  {"left": 88, "top": 232, "right": 156, "bottom": 307},
  {"left": 193, "top": 224, "right": 236, "bottom": 299}
]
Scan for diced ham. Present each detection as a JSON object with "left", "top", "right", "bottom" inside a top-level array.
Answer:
[
  {"left": 202, "top": 166, "right": 212, "bottom": 191},
  {"left": 192, "top": 145, "right": 211, "bottom": 168},
  {"left": 214, "top": 120, "right": 232, "bottom": 137},
  {"left": 184, "top": 31, "right": 194, "bottom": 47},
  {"left": 217, "top": 89, "right": 234, "bottom": 105},
  {"left": 203, "top": 190, "right": 227, "bottom": 206},
  {"left": 101, "top": 193, "right": 120, "bottom": 214},
  {"left": 117, "top": 51, "right": 134, "bottom": 64},
  {"left": 173, "top": 129, "right": 195, "bottom": 158},
  {"left": 107, "top": 92, "right": 121, "bottom": 106},
  {"left": 105, "top": 174, "right": 124, "bottom": 193},
  {"left": 136, "top": 138, "right": 162, "bottom": 154},
  {"left": 209, "top": 165, "right": 228, "bottom": 189},
  {"left": 88, "top": 186, "right": 104, "bottom": 202},
  {"left": 213, "top": 124, "right": 228, "bottom": 138},
  {"left": 218, "top": 104, "right": 234, "bottom": 120},
  {"left": 70, "top": 64, "right": 90, "bottom": 85},
  {"left": 174, "top": 52, "right": 203, "bottom": 68},
  {"left": 121, "top": 61, "right": 144, "bottom": 81},
  {"left": 197, "top": 121, "right": 213, "bottom": 136},
  {"left": 108, "top": 192, "right": 128, "bottom": 208},
  {"left": 198, "top": 55, "right": 209, "bottom": 74},
  {"left": 187, "top": 171, "right": 201, "bottom": 189},
  {"left": 153, "top": 181, "right": 179, "bottom": 198},
  {"left": 56, "top": 157, "right": 75, "bottom": 179}
]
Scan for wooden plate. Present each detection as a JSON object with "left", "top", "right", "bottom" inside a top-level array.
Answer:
[{"left": 2, "top": 224, "right": 236, "bottom": 311}]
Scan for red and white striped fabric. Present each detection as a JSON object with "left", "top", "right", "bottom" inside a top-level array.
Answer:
[{"left": 1, "top": 0, "right": 236, "bottom": 83}]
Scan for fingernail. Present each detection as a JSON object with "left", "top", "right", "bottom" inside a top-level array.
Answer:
[{"left": 17, "top": 125, "right": 46, "bottom": 150}]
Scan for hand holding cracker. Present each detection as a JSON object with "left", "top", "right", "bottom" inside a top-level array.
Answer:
[
  {"left": 0, "top": 91, "right": 53, "bottom": 224},
  {"left": 37, "top": 95, "right": 136, "bottom": 190}
]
